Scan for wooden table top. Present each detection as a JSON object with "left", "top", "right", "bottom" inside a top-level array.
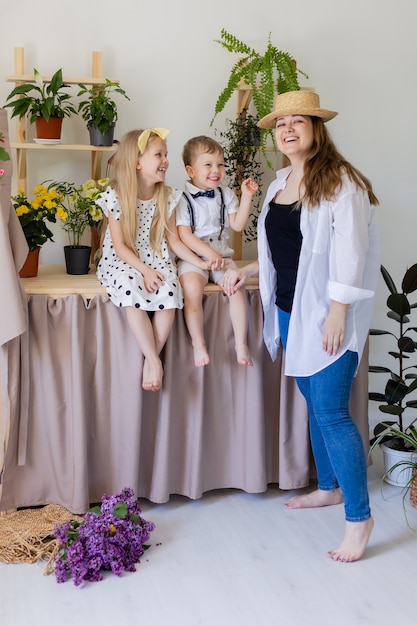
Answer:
[{"left": 20, "top": 262, "right": 259, "bottom": 298}]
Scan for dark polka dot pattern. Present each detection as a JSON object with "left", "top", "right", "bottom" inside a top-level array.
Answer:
[{"left": 96, "top": 187, "right": 184, "bottom": 311}]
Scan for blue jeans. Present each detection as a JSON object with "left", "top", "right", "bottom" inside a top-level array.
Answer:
[{"left": 278, "top": 308, "right": 370, "bottom": 522}]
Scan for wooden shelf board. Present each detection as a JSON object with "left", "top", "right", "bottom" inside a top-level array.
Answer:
[
  {"left": 6, "top": 75, "right": 117, "bottom": 86},
  {"left": 10, "top": 143, "right": 117, "bottom": 152},
  {"left": 21, "top": 263, "right": 259, "bottom": 298}
]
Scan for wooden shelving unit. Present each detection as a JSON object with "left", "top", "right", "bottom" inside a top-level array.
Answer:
[{"left": 6, "top": 47, "right": 117, "bottom": 192}]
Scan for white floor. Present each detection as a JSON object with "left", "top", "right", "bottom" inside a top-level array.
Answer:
[{"left": 1, "top": 447, "right": 416, "bottom": 626}]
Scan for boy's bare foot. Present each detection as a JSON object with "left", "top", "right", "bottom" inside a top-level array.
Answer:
[
  {"left": 142, "top": 357, "right": 163, "bottom": 391},
  {"left": 235, "top": 343, "right": 253, "bottom": 366},
  {"left": 327, "top": 517, "right": 374, "bottom": 562},
  {"left": 285, "top": 488, "right": 343, "bottom": 509},
  {"left": 193, "top": 344, "right": 210, "bottom": 367}
]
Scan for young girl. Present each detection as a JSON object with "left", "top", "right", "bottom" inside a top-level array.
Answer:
[{"left": 97, "top": 128, "right": 213, "bottom": 392}]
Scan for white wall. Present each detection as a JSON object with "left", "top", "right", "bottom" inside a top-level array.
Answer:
[{"left": 2, "top": 0, "right": 417, "bottom": 419}]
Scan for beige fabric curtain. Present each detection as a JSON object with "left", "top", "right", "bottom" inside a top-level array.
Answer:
[
  {"left": 0, "top": 291, "right": 369, "bottom": 513},
  {"left": 0, "top": 108, "right": 29, "bottom": 489}
]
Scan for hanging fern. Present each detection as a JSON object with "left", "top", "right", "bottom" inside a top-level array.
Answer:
[{"left": 211, "top": 29, "right": 308, "bottom": 127}]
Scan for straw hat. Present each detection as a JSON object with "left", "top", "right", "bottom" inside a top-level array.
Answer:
[{"left": 257, "top": 90, "right": 338, "bottom": 128}]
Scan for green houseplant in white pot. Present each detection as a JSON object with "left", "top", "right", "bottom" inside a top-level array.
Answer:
[
  {"left": 369, "top": 263, "right": 417, "bottom": 487},
  {"left": 77, "top": 79, "right": 130, "bottom": 146},
  {"left": 4, "top": 68, "right": 77, "bottom": 141}
]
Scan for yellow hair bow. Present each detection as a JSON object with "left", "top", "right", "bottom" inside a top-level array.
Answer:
[{"left": 137, "top": 128, "right": 170, "bottom": 154}]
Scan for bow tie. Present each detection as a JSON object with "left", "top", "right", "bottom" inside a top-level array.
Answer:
[{"left": 191, "top": 189, "right": 215, "bottom": 199}]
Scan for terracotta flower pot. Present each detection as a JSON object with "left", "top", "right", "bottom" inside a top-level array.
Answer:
[
  {"left": 35, "top": 117, "right": 63, "bottom": 140},
  {"left": 19, "top": 247, "right": 41, "bottom": 278}
]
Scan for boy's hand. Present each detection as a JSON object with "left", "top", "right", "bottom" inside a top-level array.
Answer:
[{"left": 241, "top": 178, "right": 258, "bottom": 197}]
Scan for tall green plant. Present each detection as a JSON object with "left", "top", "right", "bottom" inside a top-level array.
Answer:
[
  {"left": 369, "top": 264, "right": 417, "bottom": 448},
  {"left": 217, "top": 111, "right": 263, "bottom": 242}
]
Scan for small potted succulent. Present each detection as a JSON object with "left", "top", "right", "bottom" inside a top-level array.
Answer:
[
  {"left": 4, "top": 68, "right": 77, "bottom": 141},
  {"left": 77, "top": 79, "right": 130, "bottom": 146}
]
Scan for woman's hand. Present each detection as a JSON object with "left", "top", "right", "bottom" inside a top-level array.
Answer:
[
  {"left": 220, "top": 267, "right": 248, "bottom": 296},
  {"left": 141, "top": 266, "right": 165, "bottom": 292},
  {"left": 322, "top": 301, "right": 349, "bottom": 356}
]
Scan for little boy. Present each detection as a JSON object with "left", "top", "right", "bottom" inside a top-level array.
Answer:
[{"left": 176, "top": 135, "right": 258, "bottom": 367}]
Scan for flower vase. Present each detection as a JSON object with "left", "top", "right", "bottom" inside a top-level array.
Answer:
[
  {"left": 64, "top": 245, "right": 91, "bottom": 275},
  {"left": 19, "top": 247, "right": 40, "bottom": 278}
]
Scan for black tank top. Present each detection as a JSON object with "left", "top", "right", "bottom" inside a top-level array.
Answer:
[{"left": 265, "top": 200, "right": 302, "bottom": 313}]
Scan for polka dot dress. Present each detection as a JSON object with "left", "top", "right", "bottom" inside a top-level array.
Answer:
[{"left": 96, "top": 186, "right": 184, "bottom": 311}]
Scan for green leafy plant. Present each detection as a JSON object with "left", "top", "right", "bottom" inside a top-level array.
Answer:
[
  {"left": 4, "top": 68, "right": 77, "bottom": 122},
  {"left": 369, "top": 264, "right": 417, "bottom": 449},
  {"left": 217, "top": 110, "right": 263, "bottom": 242},
  {"left": 211, "top": 30, "right": 307, "bottom": 141},
  {"left": 77, "top": 79, "right": 130, "bottom": 134},
  {"left": 47, "top": 178, "right": 108, "bottom": 248},
  {"left": 12, "top": 185, "right": 58, "bottom": 251}
]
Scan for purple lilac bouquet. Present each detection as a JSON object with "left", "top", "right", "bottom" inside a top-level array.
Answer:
[{"left": 53, "top": 487, "right": 155, "bottom": 586}]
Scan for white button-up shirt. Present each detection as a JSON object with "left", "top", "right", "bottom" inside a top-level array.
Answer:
[{"left": 258, "top": 166, "right": 380, "bottom": 376}]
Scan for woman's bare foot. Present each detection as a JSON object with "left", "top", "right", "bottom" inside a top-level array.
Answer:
[
  {"left": 193, "top": 344, "right": 210, "bottom": 367},
  {"left": 142, "top": 357, "right": 163, "bottom": 391},
  {"left": 285, "top": 488, "right": 343, "bottom": 509},
  {"left": 236, "top": 344, "right": 253, "bottom": 366},
  {"left": 327, "top": 517, "right": 374, "bottom": 562}
]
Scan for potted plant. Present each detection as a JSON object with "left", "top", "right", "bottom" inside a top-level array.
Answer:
[
  {"left": 216, "top": 110, "right": 263, "bottom": 244},
  {"left": 11, "top": 185, "right": 59, "bottom": 276},
  {"left": 4, "top": 68, "right": 77, "bottom": 141},
  {"left": 77, "top": 79, "right": 130, "bottom": 146},
  {"left": 369, "top": 263, "right": 417, "bottom": 486},
  {"left": 46, "top": 178, "right": 108, "bottom": 274},
  {"left": 210, "top": 29, "right": 308, "bottom": 154}
]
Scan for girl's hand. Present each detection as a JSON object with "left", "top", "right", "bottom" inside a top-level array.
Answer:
[
  {"left": 142, "top": 267, "right": 165, "bottom": 292},
  {"left": 322, "top": 301, "right": 349, "bottom": 356},
  {"left": 241, "top": 178, "right": 259, "bottom": 197}
]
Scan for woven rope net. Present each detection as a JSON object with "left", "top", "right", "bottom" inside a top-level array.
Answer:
[{"left": 0, "top": 504, "right": 83, "bottom": 575}]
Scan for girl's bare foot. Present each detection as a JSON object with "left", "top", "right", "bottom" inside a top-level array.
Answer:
[
  {"left": 193, "top": 344, "right": 210, "bottom": 367},
  {"left": 236, "top": 344, "right": 253, "bottom": 366},
  {"left": 327, "top": 517, "right": 374, "bottom": 562},
  {"left": 142, "top": 357, "right": 163, "bottom": 391},
  {"left": 285, "top": 488, "right": 343, "bottom": 509}
]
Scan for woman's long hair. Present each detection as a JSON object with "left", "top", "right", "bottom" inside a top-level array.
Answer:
[
  {"left": 300, "top": 118, "right": 379, "bottom": 208},
  {"left": 110, "top": 129, "right": 171, "bottom": 256}
]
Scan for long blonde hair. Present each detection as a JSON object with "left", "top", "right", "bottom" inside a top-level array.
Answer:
[
  {"left": 110, "top": 129, "right": 172, "bottom": 256},
  {"left": 300, "top": 118, "right": 379, "bottom": 208}
]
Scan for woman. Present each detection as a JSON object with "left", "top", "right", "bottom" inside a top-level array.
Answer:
[{"left": 221, "top": 90, "right": 380, "bottom": 562}]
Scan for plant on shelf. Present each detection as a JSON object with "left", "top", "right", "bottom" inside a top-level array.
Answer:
[
  {"left": 210, "top": 29, "right": 308, "bottom": 154},
  {"left": 47, "top": 177, "right": 109, "bottom": 248},
  {"left": 77, "top": 79, "right": 130, "bottom": 145},
  {"left": 4, "top": 68, "right": 77, "bottom": 140},
  {"left": 369, "top": 264, "right": 417, "bottom": 488},
  {"left": 11, "top": 185, "right": 59, "bottom": 251},
  {"left": 216, "top": 110, "right": 263, "bottom": 242}
]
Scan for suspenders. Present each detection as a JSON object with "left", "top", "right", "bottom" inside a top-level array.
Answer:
[{"left": 182, "top": 187, "right": 226, "bottom": 240}]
